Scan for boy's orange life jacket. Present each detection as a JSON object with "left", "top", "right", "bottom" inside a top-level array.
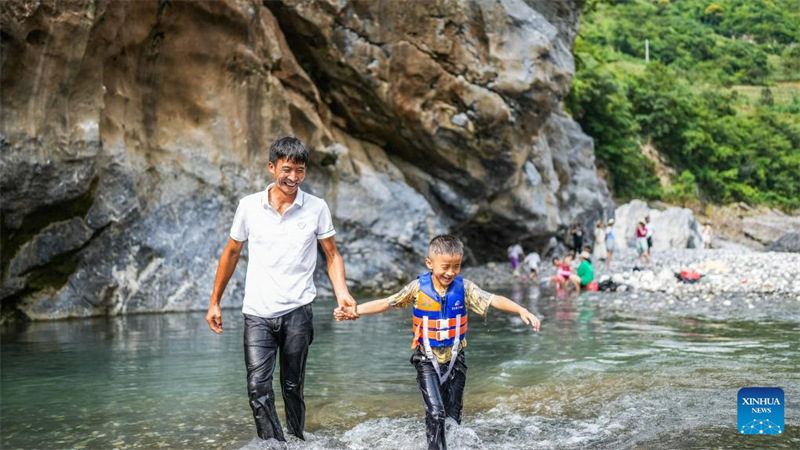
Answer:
[{"left": 411, "top": 272, "right": 468, "bottom": 349}]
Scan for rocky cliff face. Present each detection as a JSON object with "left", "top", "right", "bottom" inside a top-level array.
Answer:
[{"left": 0, "top": 0, "right": 609, "bottom": 320}]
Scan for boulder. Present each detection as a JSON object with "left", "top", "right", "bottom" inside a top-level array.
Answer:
[
  {"left": 743, "top": 211, "right": 800, "bottom": 246},
  {"left": 612, "top": 200, "right": 703, "bottom": 250},
  {"left": 766, "top": 233, "right": 800, "bottom": 253}
]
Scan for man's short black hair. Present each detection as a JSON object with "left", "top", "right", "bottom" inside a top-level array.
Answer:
[{"left": 269, "top": 136, "right": 309, "bottom": 165}]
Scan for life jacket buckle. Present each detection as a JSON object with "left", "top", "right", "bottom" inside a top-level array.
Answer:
[{"left": 437, "top": 330, "right": 450, "bottom": 341}]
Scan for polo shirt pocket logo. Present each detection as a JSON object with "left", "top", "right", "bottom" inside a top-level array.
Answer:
[{"left": 297, "top": 221, "right": 307, "bottom": 230}]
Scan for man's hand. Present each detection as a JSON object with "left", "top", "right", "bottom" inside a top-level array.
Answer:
[
  {"left": 336, "top": 293, "right": 359, "bottom": 318},
  {"left": 519, "top": 309, "right": 540, "bottom": 332},
  {"left": 206, "top": 304, "right": 223, "bottom": 334}
]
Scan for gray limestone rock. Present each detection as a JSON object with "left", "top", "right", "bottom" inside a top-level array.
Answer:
[
  {"left": 1, "top": 0, "right": 609, "bottom": 320},
  {"left": 766, "top": 233, "right": 800, "bottom": 253},
  {"left": 613, "top": 200, "right": 703, "bottom": 250}
]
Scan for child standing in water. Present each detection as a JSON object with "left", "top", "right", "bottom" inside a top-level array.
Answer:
[{"left": 334, "top": 235, "right": 540, "bottom": 450}]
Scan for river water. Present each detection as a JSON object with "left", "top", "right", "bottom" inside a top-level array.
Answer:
[{"left": 2, "top": 286, "right": 798, "bottom": 449}]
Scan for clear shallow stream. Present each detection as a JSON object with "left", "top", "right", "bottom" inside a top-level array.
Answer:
[{"left": 2, "top": 286, "right": 798, "bottom": 449}]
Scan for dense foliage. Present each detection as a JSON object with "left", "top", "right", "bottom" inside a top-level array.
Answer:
[{"left": 567, "top": 0, "right": 800, "bottom": 208}]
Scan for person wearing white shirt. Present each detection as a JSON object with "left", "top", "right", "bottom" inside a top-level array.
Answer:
[
  {"left": 645, "top": 215, "right": 654, "bottom": 253},
  {"left": 523, "top": 252, "right": 541, "bottom": 279},
  {"left": 205, "top": 137, "right": 357, "bottom": 442}
]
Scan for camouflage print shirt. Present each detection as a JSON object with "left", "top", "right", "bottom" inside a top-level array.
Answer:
[{"left": 385, "top": 278, "right": 494, "bottom": 364}]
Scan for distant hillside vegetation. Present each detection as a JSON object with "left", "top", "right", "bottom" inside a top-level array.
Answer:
[{"left": 567, "top": 0, "right": 800, "bottom": 208}]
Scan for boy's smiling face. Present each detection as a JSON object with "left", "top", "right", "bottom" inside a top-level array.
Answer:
[{"left": 426, "top": 252, "right": 462, "bottom": 290}]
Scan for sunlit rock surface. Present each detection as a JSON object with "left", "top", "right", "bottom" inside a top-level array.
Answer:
[{"left": 0, "top": 0, "right": 609, "bottom": 319}]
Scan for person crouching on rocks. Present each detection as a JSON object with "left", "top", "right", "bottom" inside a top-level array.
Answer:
[
  {"left": 577, "top": 251, "right": 595, "bottom": 291},
  {"left": 333, "top": 235, "right": 540, "bottom": 450},
  {"left": 523, "top": 250, "right": 541, "bottom": 281},
  {"left": 560, "top": 254, "right": 582, "bottom": 295}
]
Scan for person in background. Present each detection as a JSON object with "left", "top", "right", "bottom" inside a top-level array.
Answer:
[
  {"left": 507, "top": 243, "right": 524, "bottom": 275},
  {"left": 606, "top": 218, "right": 616, "bottom": 266},
  {"left": 645, "top": 215, "right": 654, "bottom": 254},
  {"left": 702, "top": 224, "right": 713, "bottom": 249},
  {"left": 570, "top": 223, "right": 584, "bottom": 257},
  {"left": 577, "top": 251, "right": 594, "bottom": 290},
  {"left": 582, "top": 245, "right": 593, "bottom": 263},
  {"left": 592, "top": 220, "right": 607, "bottom": 262},
  {"left": 546, "top": 256, "right": 564, "bottom": 290},
  {"left": 523, "top": 250, "right": 541, "bottom": 281},
  {"left": 560, "top": 254, "right": 582, "bottom": 295},
  {"left": 636, "top": 220, "right": 650, "bottom": 265}
]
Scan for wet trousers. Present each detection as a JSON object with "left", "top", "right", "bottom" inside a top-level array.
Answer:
[
  {"left": 411, "top": 349, "right": 468, "bottom": 450},
  {"left": 243, "top": 304, "right": 313, "bottom": 441}
]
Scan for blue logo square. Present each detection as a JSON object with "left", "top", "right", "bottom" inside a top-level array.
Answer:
[{"left": 738, "top": 387, "right": 784, "bottom": 435}]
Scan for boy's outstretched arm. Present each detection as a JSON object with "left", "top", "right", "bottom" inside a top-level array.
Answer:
[
  {"left": 334, "top": 298, "right": 392, "bottom": 321},
  {"left": 490, "top": 296, "right": 541, "bottom": 331}
]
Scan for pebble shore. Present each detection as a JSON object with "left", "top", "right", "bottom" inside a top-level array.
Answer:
[{"left": 463, "top": 248, "right": 800, "bottom": 322}]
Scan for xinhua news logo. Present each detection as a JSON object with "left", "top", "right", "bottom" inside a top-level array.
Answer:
[{"left": 738, "top": 387, "right": 784, "bottom": 435}]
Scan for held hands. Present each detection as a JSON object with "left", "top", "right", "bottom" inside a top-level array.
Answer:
[
  {"left": 334, "top": 293, "right": 360, "bottom": 321},
  {"left": 519, "top": 308, "right": 541, "bottom": 331},
  {"left": 333, "top": 305, "right": 359, "bottom": 321}
]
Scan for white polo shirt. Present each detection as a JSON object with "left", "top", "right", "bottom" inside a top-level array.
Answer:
[{"left": 230, "top": 184, "right": 336, "bottom": 318}]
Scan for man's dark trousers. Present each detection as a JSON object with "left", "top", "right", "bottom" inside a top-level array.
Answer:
[{"left": 244, "top": 303, "right": 314, "bottom": 440}]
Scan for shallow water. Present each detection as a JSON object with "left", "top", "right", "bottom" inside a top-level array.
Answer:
[{"left": 1, "top": 286, "right": 798, "bottom": 449}]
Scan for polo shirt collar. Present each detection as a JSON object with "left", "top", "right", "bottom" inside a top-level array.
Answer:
[{"left": 262, "top": 183, "right": 306, "bottom": 211}]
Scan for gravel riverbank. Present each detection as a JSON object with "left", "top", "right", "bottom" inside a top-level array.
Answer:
[{"left": 463, "top": 248, "right": 800, "bottom": 322}]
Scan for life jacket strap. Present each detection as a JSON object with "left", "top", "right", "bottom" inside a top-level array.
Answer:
[
  {"left": 438, "top": 314, "right": 462, "bottom": 384},
  {"left": 412, "top": 315, "right": 468, "bottom": 329},
  {"left": 421, "top": 316, "right": 445, "bottom": 382},
  {"left": 419, "top": 323, "right": 468, "bottom": 341}
]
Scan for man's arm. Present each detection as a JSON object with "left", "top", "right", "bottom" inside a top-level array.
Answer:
[
  {"left": 205, "top": 238, "right": 244, "bottom": 334},
  {"left": 319, "top": 236, "right": 357, "bottom": 312}
]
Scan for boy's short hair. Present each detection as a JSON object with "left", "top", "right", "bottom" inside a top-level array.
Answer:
[
  {"left": 269, "top": 136, "right": 309, "bottom": 165},
  {"left": 428, "top": 235, "right": 464, "bottom": 258}
]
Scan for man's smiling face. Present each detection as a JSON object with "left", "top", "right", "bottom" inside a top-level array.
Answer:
[{"left": 269, "top": 158, "right": 306, "bottom": 196}]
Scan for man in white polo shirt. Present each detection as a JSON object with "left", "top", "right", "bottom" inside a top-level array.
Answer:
[{"left": 205, "top": 136, "right": 357, "bottom": 442}]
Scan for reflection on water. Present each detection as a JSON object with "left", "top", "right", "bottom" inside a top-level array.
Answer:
[{"left": 1, "top": 286, "right": 798, "bottom": 449}]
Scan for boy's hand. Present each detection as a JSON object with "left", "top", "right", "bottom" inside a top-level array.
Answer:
[
  {"left": 519, "top": 309, "right": 540, "bottom": 331},
  {"left": 333, "top": 306, "right": 359, "bottom": 321}
]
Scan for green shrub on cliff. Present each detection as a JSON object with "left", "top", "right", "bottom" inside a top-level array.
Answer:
[{"left": 570, "top": 0, "right": 800, "bottom": 208}]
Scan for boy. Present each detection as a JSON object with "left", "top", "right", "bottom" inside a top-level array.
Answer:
[{"left": 334, "top": 235, "right": 540, "bottom": 450}]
